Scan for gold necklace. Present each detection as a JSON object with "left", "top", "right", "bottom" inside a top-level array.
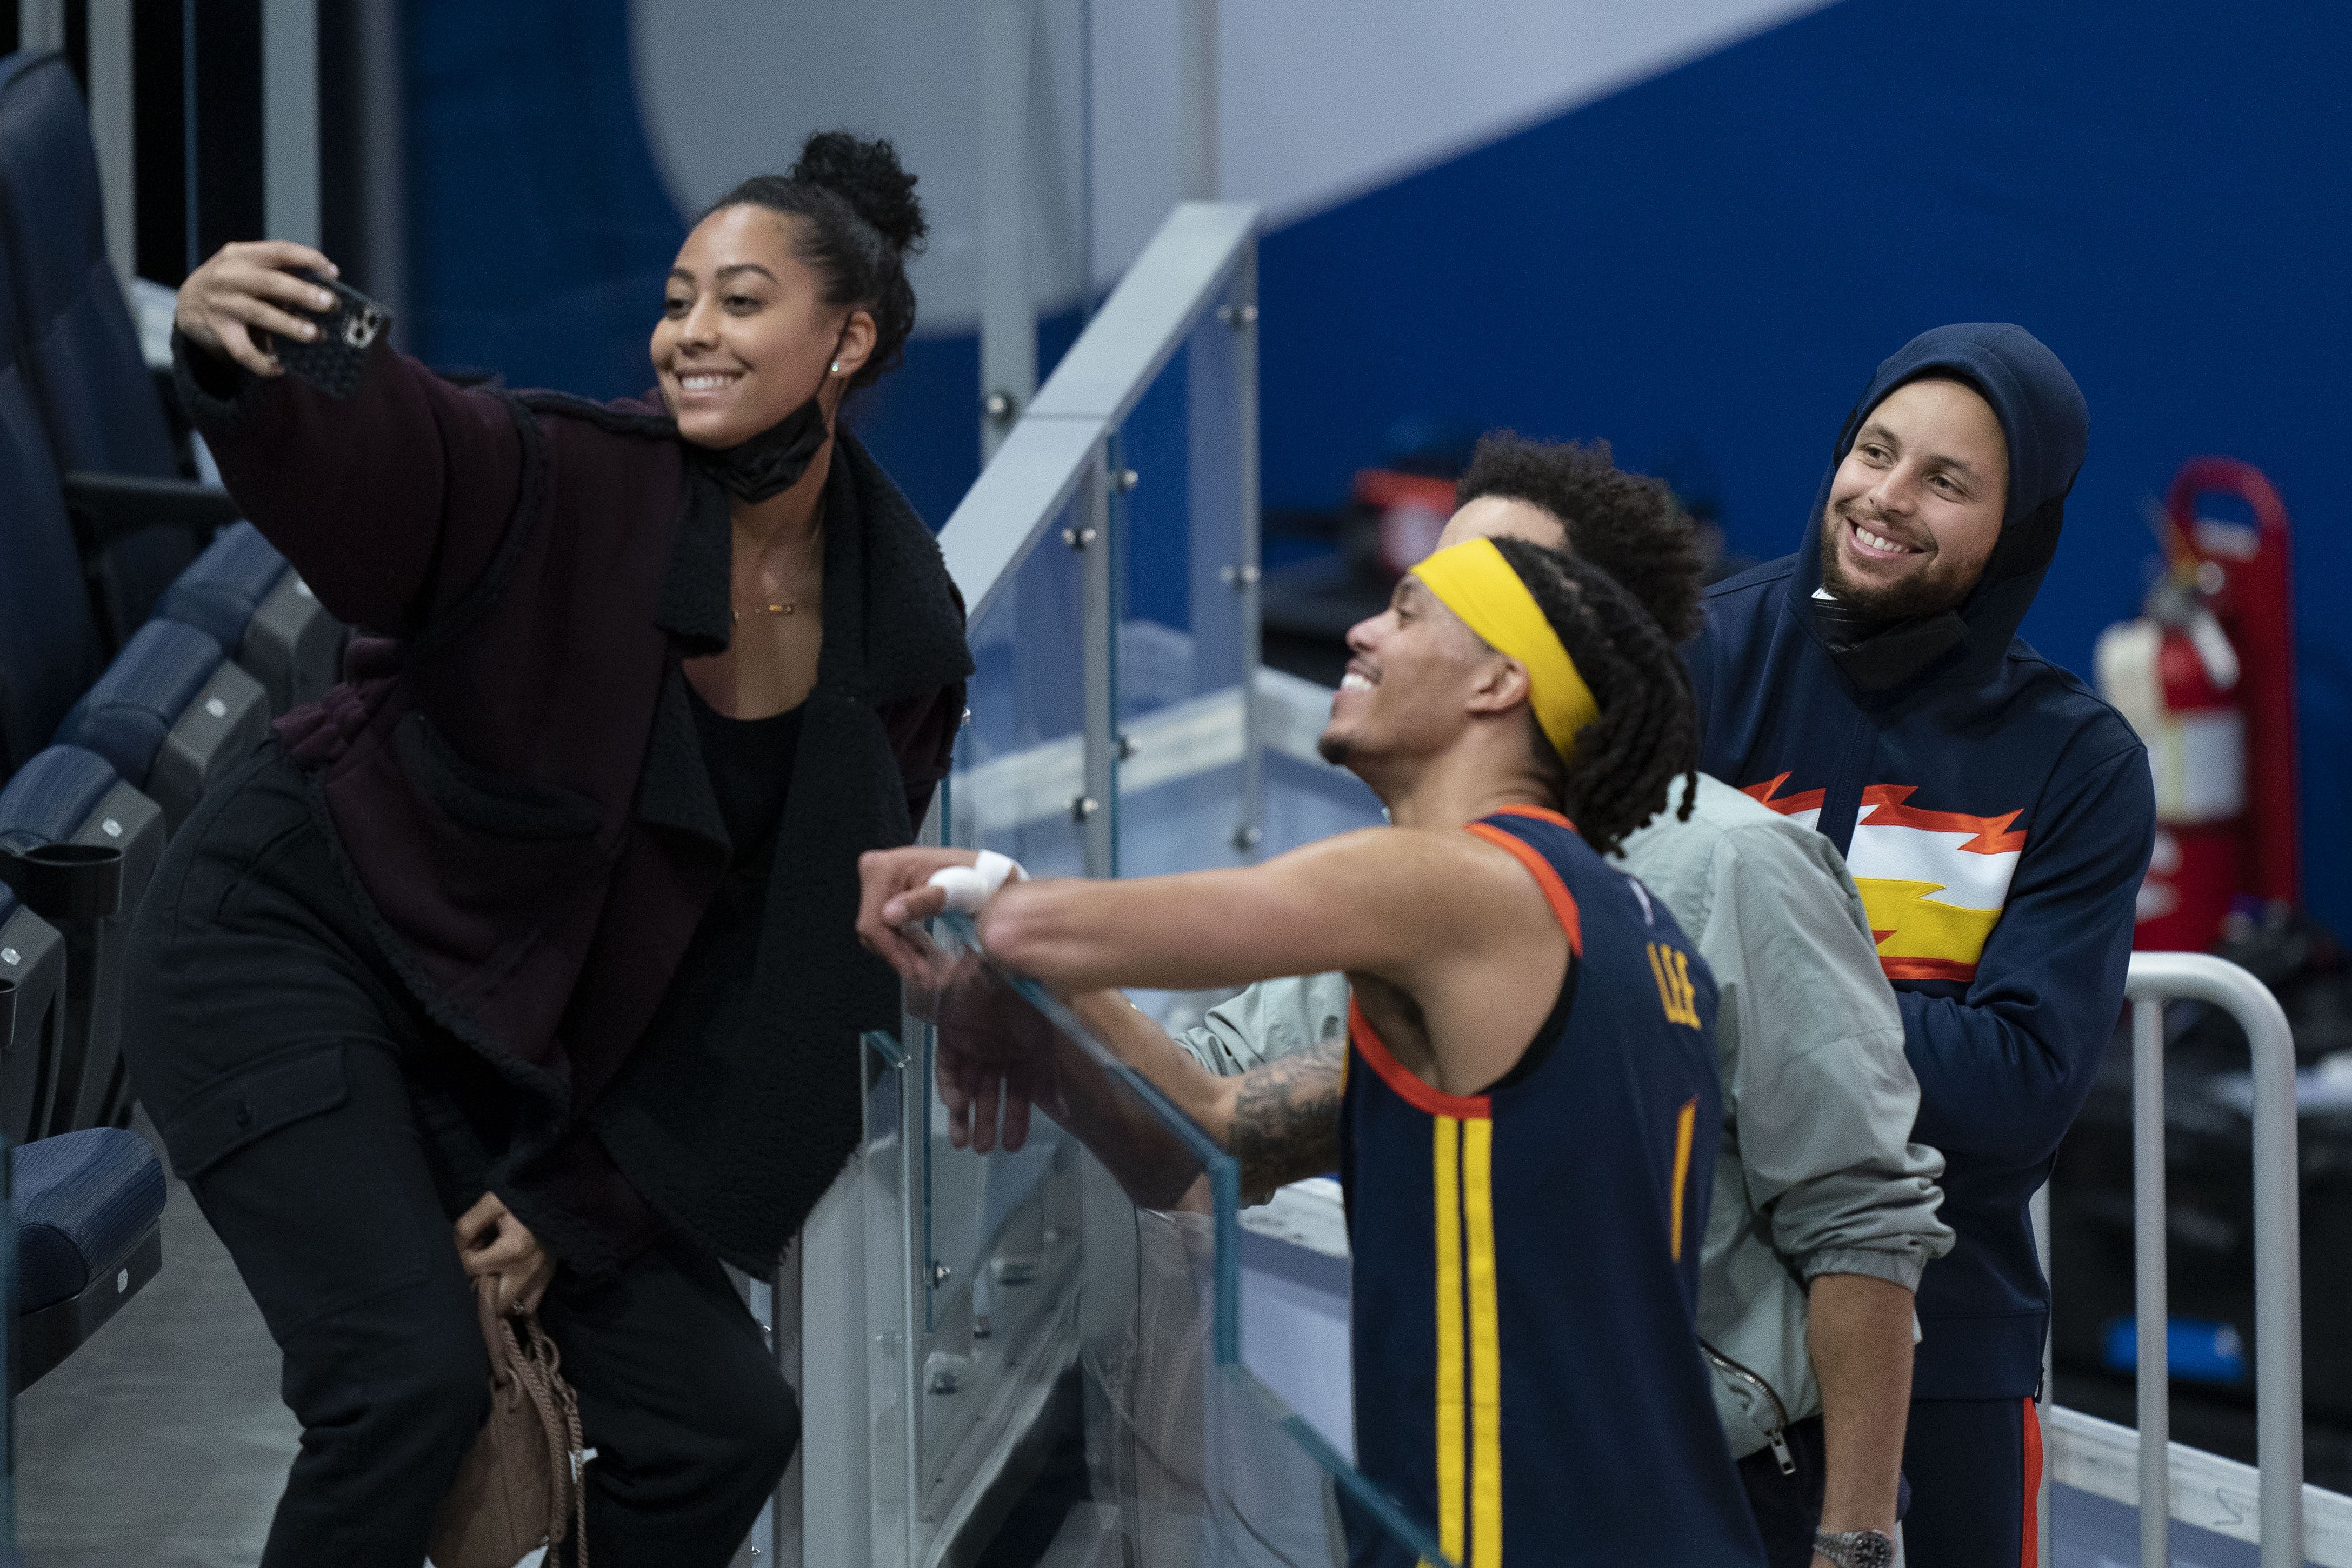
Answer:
[{"left": 732, "top": 515, "right": 823, "bottom": 623}]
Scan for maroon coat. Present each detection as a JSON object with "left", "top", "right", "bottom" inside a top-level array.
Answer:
[{"left": 175, "top": 340, "right": 970, "bottom": 1273}]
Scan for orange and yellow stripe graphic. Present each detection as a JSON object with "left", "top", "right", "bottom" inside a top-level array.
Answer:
[
  {"left": 1430, "top": 1115, "right": 1503, "bottom": 1568},
  {"left": 1743, "top": 777, "right": 2028, "bottom": 983}
]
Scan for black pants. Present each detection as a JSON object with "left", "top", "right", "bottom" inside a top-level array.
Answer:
[
  {"left": 1901, "top": 1397, "right": 2040, "bottom": 1568},
  {"left": 1736, "top": 1415, "right": 1917, "bottom": 1568},
  {"left": 1736, "top": 1414, "right": 1829, "bottom": 1568},
  {"left": 123, "top": 744, "right": 796, "bottom": 1566}
]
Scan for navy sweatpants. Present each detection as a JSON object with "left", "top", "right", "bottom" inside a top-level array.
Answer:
[{"left": 1901, "top": 1397, "right": 2043, "bottom": 1568}]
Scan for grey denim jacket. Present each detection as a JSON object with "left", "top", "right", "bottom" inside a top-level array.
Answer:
[{"left": 1172, "top": 773, "right": 1953, "bottom": 1461}]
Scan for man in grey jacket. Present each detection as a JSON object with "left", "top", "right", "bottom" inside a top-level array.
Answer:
[{"left": 1163, "top": 436, "right": 1953, "bottom": 1565}]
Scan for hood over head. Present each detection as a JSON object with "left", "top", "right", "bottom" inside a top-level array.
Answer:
[{"left": 1795, "top": 322, "right": 2089, "bottom": 691}]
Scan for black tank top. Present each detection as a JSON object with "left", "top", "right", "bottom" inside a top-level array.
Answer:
[
  {"left": 685, "top": 683, "right": 805, "bottom": 867},
  {"left": 632, "top": 688, "right": 810, "bottom": 1087}
]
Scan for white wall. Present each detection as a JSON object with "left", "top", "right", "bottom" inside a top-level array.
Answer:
[{"left": 629, "top": 0, "right": 1831, "bottom": 333}]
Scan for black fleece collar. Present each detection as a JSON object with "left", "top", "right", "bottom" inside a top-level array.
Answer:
[{"left": 647, "top": 428, "right": 972, "bottom": 704}]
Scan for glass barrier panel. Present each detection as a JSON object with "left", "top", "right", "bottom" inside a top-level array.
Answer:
[
  {"left": 919, "top": 915, "right": 1447, "bottom": 1567},
  {"left": 1113, "top": 321, "right": 1248, "bottom": 885},
  {"left": 916, "top": 504, "right": 1101, "bottom": 1525},
  {"left": 1109, "top": 301, "right": 1387, "bottom": 1039}
]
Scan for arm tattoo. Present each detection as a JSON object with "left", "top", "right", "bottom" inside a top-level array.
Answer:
[{"left": 1231, "top": 1037, "right": 1346, "bottom": 1197}]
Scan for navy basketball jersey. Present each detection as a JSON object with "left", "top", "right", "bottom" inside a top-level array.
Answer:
[{"left": 1338, "top": 805, "right": 1763, "bottom": 1567}]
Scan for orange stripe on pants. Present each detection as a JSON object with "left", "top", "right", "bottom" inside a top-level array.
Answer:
[{"left": 2018, "top": 1397, "right": 2043, "bottom": 1568}]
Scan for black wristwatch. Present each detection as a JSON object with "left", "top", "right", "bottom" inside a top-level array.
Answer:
[{"left": 1813, "top": 1528, "right": 1896, "bottom": 1568}]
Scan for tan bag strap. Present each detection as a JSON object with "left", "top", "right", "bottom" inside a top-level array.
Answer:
[{"left": 490, "top": 1300, "right": 592, "bottom": 1568}]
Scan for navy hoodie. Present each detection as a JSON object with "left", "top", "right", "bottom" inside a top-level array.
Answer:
[{"left": 1688, "top": 324, "right": 2155, "bottom": 1399}]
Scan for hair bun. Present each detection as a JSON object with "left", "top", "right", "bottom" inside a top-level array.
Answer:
[{"left": 792, "top": 131, "right": 928, "bottom": 257}]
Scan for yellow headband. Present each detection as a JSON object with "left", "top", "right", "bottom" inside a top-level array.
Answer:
[{"left": 1410, "top": 537, "right": 1600, "bottom": 763}]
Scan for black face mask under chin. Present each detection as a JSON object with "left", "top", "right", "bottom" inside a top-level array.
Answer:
[
  {"left": 1809, "top": 506, "right": 1971, "bottom": 691},
  {"left": 1807, "top": 596, "right": 1967, "bottom": 692},
  {"left": 688, "top": 389, "right": 831, "bottom": 504},
  {"left": 683, "top": 319, "right": 853, "bottom": 504}
]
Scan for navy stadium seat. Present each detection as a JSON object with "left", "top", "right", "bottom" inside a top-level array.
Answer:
[
  {"left": 157, "top": 521, "right": 344, "bottom": 713},
  {"left": 0, "top": 746, "right": 164, "bottom": 1136},
  {"left": 0, "top": 49, "right": 191, "bottom": 643},
  {"left": 0, "top": 882, "right": 64, "bottom": 1147},
  {"left": 0, "top": 50, "right": 342, "bottom": 701},
  {"left": 0, "top": 192, "right": 270, "bottom": 800},
  {"left": 10, "top": 1126, "right": 164, "bottom": 1391},
  {"left": 0, "top": 284, "right": 101, "bottom": 775},
  {"left": 0, "top": 413, "right": 270, "bottom": 818},
  {"left": 56, "top": 617, "right": 268, "bottom": 832}
]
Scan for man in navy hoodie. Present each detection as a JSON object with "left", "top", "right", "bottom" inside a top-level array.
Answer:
[{"left": 1688, "top": 324, "right": 2154, "bottom": 1567}]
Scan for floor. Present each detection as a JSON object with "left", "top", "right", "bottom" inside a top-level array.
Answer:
[
  {"left": 16, "top": 1163, "right": 299, "bottom": 1567},
  {"left": 4, "top": 1106, "right": 2326, "bottom": 1568}
]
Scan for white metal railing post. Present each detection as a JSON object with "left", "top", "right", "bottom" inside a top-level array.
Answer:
[
  {"left": 1077, "top": 439, "right": 1116, "bottom": 879},
  {"left": 1178, "top": 0, "right": 1218, "bottom": 200},
  {"left": 2121, "top": 951, "right": 2303, "bottom": 1567},
  {"left": 15, "top": 0, "right": 63, "bottom": 52},
  {"left": 2131, "top": 997, "right": 2170, "bottom": 1566},
  {"left": 85, "top": 0, "right": 135, "bottom": 282},
  {"left": 261, "top": 0, "right": 320, "bottom": 249},
  {"left": 2033, "top": 1182, "right": 2053, "bottom": 1568},
  {"left": 980, "top": 0, "right": 1037, "bottom": 462},
  {"left": 1230, "top": 244, "right": 1262, "bottom": 858}
]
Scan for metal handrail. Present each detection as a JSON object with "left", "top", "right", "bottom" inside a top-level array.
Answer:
[
  {"left": 2113, "top": 951, "right": 2305, "bottom": 1567},
  {"left": 937, "top": 200, "right": 1260, "bottom": 625}
]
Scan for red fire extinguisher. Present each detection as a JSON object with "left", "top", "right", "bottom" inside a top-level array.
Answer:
[{"left": 2093, "top": 458, "right": 2300, "bottom": 951}]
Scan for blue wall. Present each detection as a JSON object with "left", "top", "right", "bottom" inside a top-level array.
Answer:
[
  {"left": 402, "top": 0, "right": 2349, "bottom": 928},
  {"left": 402, "top": 0, "right": 991, "bottom": 529},
  {"left": 1256, "top": 0, "right": 2351, "bottom": 929}
]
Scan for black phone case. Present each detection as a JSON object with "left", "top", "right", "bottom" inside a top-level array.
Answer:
[{"left": 270, "top": 270, "right": 391, "bottom": 398}]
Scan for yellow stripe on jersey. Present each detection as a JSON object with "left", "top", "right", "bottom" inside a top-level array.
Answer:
[
  {"left": 1669, "top": 1097, "right": 1698, "bottom": 1262},
  {"left": 1463, "top": 1117, "right": 1504, "bottom": 1567},
  {"left": 1434, "top": 1117, "right": 1466, "bottom": 1567}
]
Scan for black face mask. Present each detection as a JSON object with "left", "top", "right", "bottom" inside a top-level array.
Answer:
[
  {"left": 688, "top": 391, "right": 830, "bottom": 504},
  {"left": 1807, "top": 595, "right": 1967, "bottom": 692},
  {"left": 683, "top": 319, "right": 852, "bottom": 504}
]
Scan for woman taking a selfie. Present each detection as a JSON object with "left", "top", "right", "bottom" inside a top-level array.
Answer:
[{"left": 122, "top": 132, "right": 969, "bottom": 1566}]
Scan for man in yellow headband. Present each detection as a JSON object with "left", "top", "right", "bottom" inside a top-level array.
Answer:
[
  {"left": 861, "top": 536, "right": 1769, "bottom": 1564},
  {"left": 1165, "top": 439, "right": 1947, "bottom": 1568}
]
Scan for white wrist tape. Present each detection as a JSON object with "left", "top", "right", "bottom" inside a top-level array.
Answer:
[{"left": 925, "top": 850, "right": 1028, "bottom": 913}]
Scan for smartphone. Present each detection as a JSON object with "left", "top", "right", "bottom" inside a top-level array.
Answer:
[{"left": 269, "top": 269, "right": 391, "bottom": 398}]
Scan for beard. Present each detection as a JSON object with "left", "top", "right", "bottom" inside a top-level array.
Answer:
[
  {"left": 1817, "top": 504, "right": 1974, "bottom": 622},
  {"left": 1316, "top": 730, "right": 1354, "bottom": 768}
]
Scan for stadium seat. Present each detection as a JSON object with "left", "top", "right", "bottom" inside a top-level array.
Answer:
[
  {"left": 0, "top": 49, "right": 342, "bottom": 702},
  {"left": 10, "top": 1126, "right": 164, "bottom": 1392},
  {"left": 0, "top": 49, "right": 192, "bottom": 643},
  {"left": 0, "top": 882, "right": 64, "bottom": 1147},
  {"left": 0, "top": 214, "right": 269, "bottom": 802},
  {"left": 0, "top": 291, "right": 98, "bottom": 780},
  {"left": 157, "top": 521, "right": 344, "bottom": 713},
  {"left": 0, "top": 408, "right": 271, "bottom": 824},
  {"left": 55, "top": 618, "right": 268, "bottom": 833},
  {"left": 0, "top": 746, "right": 164, "bottom": 1136}
]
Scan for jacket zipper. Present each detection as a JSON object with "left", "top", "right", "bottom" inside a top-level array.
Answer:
[{"left": 1703, "top": 1340, "right": 1796, "bottom": 1476}]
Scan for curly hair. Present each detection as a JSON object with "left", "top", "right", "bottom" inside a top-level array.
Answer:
[
  {"left": 1456, "top": 432, "right": 1705, "bottom": 644},
  {"left": 1484, "top": 536, "right": 1699, "bottom": 856},
  {"left": 710, "top": 131, "right": 929, "bottom": 392}
]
